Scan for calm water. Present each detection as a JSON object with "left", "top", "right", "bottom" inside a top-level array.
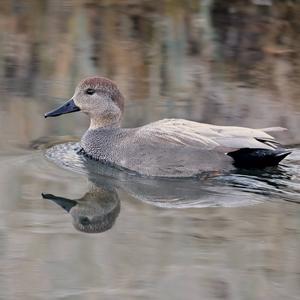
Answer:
[{"left": 0, "top": 1, "right": 300, "bottom": 299}]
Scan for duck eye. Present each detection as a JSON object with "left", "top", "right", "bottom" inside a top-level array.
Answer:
[
  {"left": 79, "top": 216, "right": 90, "bottom": 225},
  {"left": 86, "top": 88, "right": 95, "bottom": 95}
]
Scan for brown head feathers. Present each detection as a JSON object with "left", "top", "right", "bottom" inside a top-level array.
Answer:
[{"left": 78, "top": 76, "right": 124, "bottom": 112}]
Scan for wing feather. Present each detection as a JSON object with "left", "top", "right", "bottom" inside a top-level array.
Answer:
[{"left": 139, "top": 119, "right": 278, "bottom": 151}]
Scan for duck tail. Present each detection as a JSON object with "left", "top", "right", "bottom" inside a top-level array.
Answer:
[
  {"left": 273, "top": 150, "right": 292, "bottom": 163},
  {"left": 259, "top": 127, "right": 288, "bottom": 133},
  {"left": 227, "top": 148, "right": 292, "bottom": 168}
]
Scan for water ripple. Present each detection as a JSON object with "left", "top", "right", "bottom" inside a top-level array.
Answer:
[{"left": 44, "top": 142, "right": 300, "bottom": 208}]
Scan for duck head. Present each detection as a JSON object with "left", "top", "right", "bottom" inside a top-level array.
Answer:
[
  {"left": 45, "top": 77, "right": 124, "bottom": 129},
  {"left": 42, "top": 184, "right": 120, "bottom": 234}
]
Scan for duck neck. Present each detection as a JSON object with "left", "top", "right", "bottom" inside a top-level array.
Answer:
[{"left": 89, "top": 115, "right": 121, "bottom": 130}]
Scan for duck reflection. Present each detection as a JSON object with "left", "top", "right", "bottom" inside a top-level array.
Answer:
[
  {"left": 43, "top": 142, "right": 298, "bottom": 234},
  {"left": 42, "top": 184, "right": 120, "bottom": 233}
]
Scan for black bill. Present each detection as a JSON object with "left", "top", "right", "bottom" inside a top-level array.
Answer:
[
  {"left": 42, "top": 193, "right": 77, "bottom": 212},
  {"left": 44, "top": 99, "right": 80, "bottom": 118}
]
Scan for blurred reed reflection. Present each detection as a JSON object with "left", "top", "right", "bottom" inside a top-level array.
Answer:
[{"left": 0, "top": 0, "right": 299, "bottom": 150}]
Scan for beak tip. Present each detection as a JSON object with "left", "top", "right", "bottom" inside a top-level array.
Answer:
[{"left": 44, "top": 99, "right": 79, "bottom": 119}]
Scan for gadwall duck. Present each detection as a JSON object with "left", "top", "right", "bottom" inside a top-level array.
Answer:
[{"left": 45, "top": 77, "right": 291, "bottom": 177}]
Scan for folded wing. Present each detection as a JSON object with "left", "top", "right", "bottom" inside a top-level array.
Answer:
[{"left": 139, "top": 119, "right": 284, "bottom": 151}]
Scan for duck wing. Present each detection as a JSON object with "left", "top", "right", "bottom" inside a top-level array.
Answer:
[
  {"left": 139, "top": 119, "right": 283, "bottom": 151},
  {"left": 133, "top": 119, "right": 290, "bottom": 175}
]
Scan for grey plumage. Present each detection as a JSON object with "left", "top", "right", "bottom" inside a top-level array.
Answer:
[
  {"left": 81, "top": 119, "right": 289, "bottom": 177},
  {"left": 45, "top": 77, "right": 291, "bottom": 178}
]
